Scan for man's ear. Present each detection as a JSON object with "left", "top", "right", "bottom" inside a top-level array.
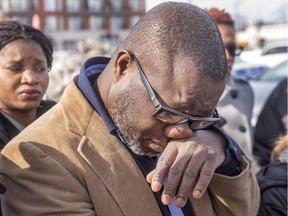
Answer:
[{"left": 113, "top": 50, "right": 134, "bottom": 83}]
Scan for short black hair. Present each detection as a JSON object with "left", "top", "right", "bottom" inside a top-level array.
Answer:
[
  {"left": 119, "top": 2, "right": 227, "bottom": 83},
  {"left": 0, "top": 20, "right": 53, "bottom": 70}
]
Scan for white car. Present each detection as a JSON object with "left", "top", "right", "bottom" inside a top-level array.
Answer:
[{"left": 240, "top": 40, "right": 288, "bottom": 68}]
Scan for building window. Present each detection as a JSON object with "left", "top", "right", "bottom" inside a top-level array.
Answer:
[
  {"left": 11, "top": 16, "right": 30, "bottom": 24},
  {"left": 44, "top": 0, "right": 62, "bottom": 11},
  {"left": 58, "top": 17, "right": 64, "bottom": 30},
  {"left": 129, "top": 0, "right": 140, "bottom": 11},
  {"left": 111, "top": 16, "right": 124, "bottom": 31},
  {"left": 90, "top": 16, "right": 105, "bottom": 30},
  {"left": 88, "top": 0, "right": 103, "bottom": 11},
  {"left": 111, "top": 0, "right": 123, "bottom": 11},
  {"left": 67, "top": 0, "right": 84, "bottom": 12},
  {"left": 45, "top": 16, "right": 64, "bottom": 30},
  {"left": 69, "top": 17, "right": 85, "bottom": 30},
  {"left": 130, "top": 16, "right": 140, "bottom": 27},
  {"left": 33, "top": 0, "right": 38, "bottom": 10},
  {"left": 45, "top": 16, "right": 57, "bottom": 31},
  {"left": 9, "top": 0, "right": 32, "bottom": 11}
]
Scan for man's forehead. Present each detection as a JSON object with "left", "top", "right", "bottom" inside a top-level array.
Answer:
[{"left": 160, "top": 57, "right": 225, "bottom": 107}]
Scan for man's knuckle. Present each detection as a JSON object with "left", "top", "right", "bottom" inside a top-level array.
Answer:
[
  {"left": 158, "top": 156, "right": 171, "bottom": 166},
  {"left": 183, "top": 169, "right": 198, "bottom": 178},
  {"left": 169, "top": 166, "right": 181, "bottom": 177},
  {"left": 177, "top": 186, "right": 190, "bottom": 196},
  {"left": 165, "top": 183, "right": 176, "bottom": 194},
  {"left": 153, "top": 175, "right": 162, "bottom": 182},
  {"left": 196, "top": 180, "right": 208, "bottom": 190},
  {"left": 201, "top": 170, "right": 213, "bottom": 177}
]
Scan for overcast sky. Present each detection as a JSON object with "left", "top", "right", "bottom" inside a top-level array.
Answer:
[{"left": 145, "top": 0, "right": 288, "bottom": 24}]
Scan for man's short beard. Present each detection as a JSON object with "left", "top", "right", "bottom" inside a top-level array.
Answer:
[
  {"left": 115, "top": 123, "right": 157, "bottom": 157},
  {"left": 108, "top": 74, "right": 157, "bottom": 157},
  {"left": 111, "top": 113, "right": 156, "bottom": 157}
]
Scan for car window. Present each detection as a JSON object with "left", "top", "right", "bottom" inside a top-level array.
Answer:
[
  {"left": 260, "top": 60, "right": 288, "bottom": 81},
  {"left": 263, "top": 46, "right": 288, "bottom": 55}
]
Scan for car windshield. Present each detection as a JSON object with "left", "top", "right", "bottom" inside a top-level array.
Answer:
[{"left": 259, "top": 60, "right": 288, "bottom": 81}]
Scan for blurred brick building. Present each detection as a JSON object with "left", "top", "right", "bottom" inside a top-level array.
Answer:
[{"left": 0, "top": 0, "right": 145, "bottom": 50}]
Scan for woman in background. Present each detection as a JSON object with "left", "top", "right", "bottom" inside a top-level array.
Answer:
[
  {"left": 0, "top": 20, "right": 55, "bottom": 150},
  {"left": 206, "top": 8, "right": 255, "bottom": 159}
]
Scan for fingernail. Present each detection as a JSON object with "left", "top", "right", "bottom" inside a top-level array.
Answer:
[
  {"left": 162, "top": 194, "right": 171, "bottom": 205},
  {"left": 152, "top": 181, "right": 161, "bottom": 192},
  {"left": 175, "top": 197, "right": 186, "bottom": 207},
  {"left": 193, "top": 190, "right": 201, "bottom": 199}
]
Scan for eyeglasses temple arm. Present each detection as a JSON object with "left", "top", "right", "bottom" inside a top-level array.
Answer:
[{"left": 133, "top": 55, "right": 161, "bottom": 108}]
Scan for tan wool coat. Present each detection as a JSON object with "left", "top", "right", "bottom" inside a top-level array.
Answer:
[{"left": 0, "top": 76, "right": 260, "bottom": 216}]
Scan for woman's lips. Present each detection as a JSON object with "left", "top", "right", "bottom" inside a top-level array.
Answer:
[{"left": 19, "top": 89, "right": 41, "bottom": 99}]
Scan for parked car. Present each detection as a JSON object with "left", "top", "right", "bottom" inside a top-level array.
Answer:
[
  {"left": 249, "top": 59, "right": 288, "bottom": 126},
  {"left": 261, "top": 40, "right": 288, "bottom": 55},
  {"left": 232, "top": 57, "right": 269, "bottom": 80},
  {"left": 240, "top": 40, "right": 288, "bottom": 68}
]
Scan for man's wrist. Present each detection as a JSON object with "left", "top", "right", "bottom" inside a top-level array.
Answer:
[{"left": 209, "top": 125, "right": 242, "bottom": 176}]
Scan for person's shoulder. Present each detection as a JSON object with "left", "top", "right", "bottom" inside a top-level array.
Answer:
[
  {"left": 37, "top": 100, "right": 57, "bottom": 116},
  {"left": 40, "top": 100, "right": 57, "bottom": 108},
  {"left": 0, "top": 119, "right": 9, "bottom": 150},
  {"left": 257, "top": 160, "right": 287, "bottom": 182},
  {"left": 274, "top": 77, "right": 287, "bottom": 92},
  {"left": 231, "top": 75, "right": 251, "bottom": 86},
  {"left": 230, "top": 75, "right": 254, "bottom": 93}
]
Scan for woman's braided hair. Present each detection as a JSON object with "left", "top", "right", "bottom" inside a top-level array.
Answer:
[{"left": 0, "top": 20, "right": 53, "bottom": 70}]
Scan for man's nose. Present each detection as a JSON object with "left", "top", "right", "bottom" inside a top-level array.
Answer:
[{"left": 163, "top": 123, "right": 193, "bottom": 139}]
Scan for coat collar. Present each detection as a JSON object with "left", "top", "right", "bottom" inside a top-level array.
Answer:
[{"left": 60, "top": 77, "right": 162, "bottom": 216}]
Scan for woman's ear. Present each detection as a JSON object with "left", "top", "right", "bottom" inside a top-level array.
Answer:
[{"left": 113, "top": 50, "right": 134, "bottom": 83}]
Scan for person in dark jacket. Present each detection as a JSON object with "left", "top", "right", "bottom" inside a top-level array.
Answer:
[
  {"left": 256, "top": 134, "right": 287, "bottom": 216},
  {"left": 0, "top": 20, "right": 55, "bottom": 216},
  {"left": 254, "top": 77, "right": 287, "bottom": 166},
  {"left": 0, "top": 20, "right": 55, "bottom": 151}
]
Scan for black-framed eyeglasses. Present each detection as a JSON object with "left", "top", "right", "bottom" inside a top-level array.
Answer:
[
  {"left": 225, "top": 44, "right": 243, "bottom": 57},
  {"left": 132, "top": 54, "right": 221, "bottom": 130}
]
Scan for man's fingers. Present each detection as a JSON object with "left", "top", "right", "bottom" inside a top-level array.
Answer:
[
  {"left": 161, "top": 142, "right": 199, "bottom": 206},
  {"left": 148, "top": 145, "right": 178, "bottom": 192},
  {"left": 173, "top": 147, "right": 206, "bottom": 207},
  {"left": 147, "top": 132, "right": 224, "bottom": 207},
  {"left": 146, "top": 170, "right": 154, "bottom": 183},
  {"left": 146, "top": 170, "right": 163, "bottom": 192},
  {"left": 192, "top": 155, "right": 217, "bottom": 199},
  {"left": 161, "top": 160, "right": 188, "bottom": 205}
]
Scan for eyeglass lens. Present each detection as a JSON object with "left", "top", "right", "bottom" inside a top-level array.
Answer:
[
  {"left": 155, "top": 108, "right": 218, "bottom": 129},
  {"left": 225, "top": 44, "right": 243, "bottom": 57}
]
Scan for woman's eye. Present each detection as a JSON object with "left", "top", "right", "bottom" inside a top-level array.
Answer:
[
  {"left": 8, "top": 66, "right": 22, "bottom": 72},
  {"left": 34, "top": 66, "right": 47, "bottom": 72}
]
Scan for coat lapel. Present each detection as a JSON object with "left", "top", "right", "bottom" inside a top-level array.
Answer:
[
  {"left": 77, "top": 117, "right": 162, "bottom": 216},
  {"left": 62, "top": 78, "right": 161, "bottom": 215}
]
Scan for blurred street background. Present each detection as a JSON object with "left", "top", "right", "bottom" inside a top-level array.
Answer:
[{"left": 0, "top": 0, "right": 287, "bottom": 125}]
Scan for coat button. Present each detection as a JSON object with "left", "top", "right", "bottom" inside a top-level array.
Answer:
[
  {"left": 230, "top": 89, "right": 239, "bottom": 98},
  {"left": 239, "top": 125, "right": 246, "bottom": 132}
]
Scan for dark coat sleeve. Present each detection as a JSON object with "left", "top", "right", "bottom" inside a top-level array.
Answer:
[
  {"left": 253, "top": 78, "right": 287, "bottom": 166},
  {"left": 256, "top": 161, "right": 287, "bottom": 216}
]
